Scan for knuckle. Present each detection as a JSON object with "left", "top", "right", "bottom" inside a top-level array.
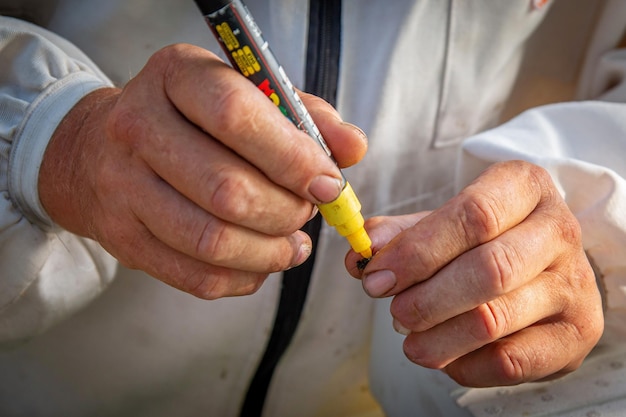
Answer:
[
  {"left": 564, "top": 309, "right": 604, "bottom": 355},
  {"left": 529, "top": 163, "right": 568, "bottom": 215},
  {"left": 210, "top": 82, "right": 261, "bottom": 137},
  {"left": 184, "top": 272, "right": 237, "bottom": 300},
  {"left": 150, "top": 43, "right": 188, "bottom": 66},
  {"left": 186, "top": 271, "right": 267, "bottom": 300},
  {"left": 586, "top": 314, "right": 605, "bottom": 344},
  {"left": 105, "top": 100, "right": 148, "bottom": 151},
  {"left": 459, "top": 192, "right": 502, "bottom": 243},
  {"left": 478, "top": 241, "right": 519, "bottom": 295},
  {"left": 492, "top": 341, "right": 534, "bottom": 384},
  {"left": 391, "top": 294, "right": 437, "bottom": 332},
  {"left": 471, "top": 302, "right": 511, "bottom": 342},
  {"left": 151, "top": 44, "right": 204, "bottom": 87},
  {"left": 527, "top": 161, "right": 552, "bottom": 188},
  {"left": 403, "top": 338, "right": 447, "bottom": 370},
  {"left": 179, "top": 268, "right": 216, "bottom": 298},
  {"left": 193, "top": 217, "right": 242, "bottom": 266},
  {"left": 556, "top": 212, "right": 583, "bottom": 246},
  {"left": 207, "top": 168, "right": 256, "bottom": 223},
  {"left": 402, "top": 240, "right": 440, "bottom": 276}
]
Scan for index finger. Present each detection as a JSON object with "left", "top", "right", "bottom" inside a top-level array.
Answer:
[
  {"left": 161, "top": 45, "right": 344, "bottom": 204},
  {"left": 361, "top": 161, "right": 550, "bottom": 297},
  {"left": 299, "top": 91, "right": 368, "bottom": 169}
]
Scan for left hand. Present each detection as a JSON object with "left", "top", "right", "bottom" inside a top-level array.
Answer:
[{"left": 346, "top": 161, "right": 604, "bottom": 387}]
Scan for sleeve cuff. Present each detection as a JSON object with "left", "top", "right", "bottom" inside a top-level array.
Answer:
[{"left": 8, "top": 71, "right": 112, "bottom": 228}]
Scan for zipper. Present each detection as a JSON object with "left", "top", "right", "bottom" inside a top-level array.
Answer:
[
  {"left": 305, "top": 0, "right": 342, "bottom": 107},
  {"left": 238, "top": 1, "right": 342, "bottom": 416}
]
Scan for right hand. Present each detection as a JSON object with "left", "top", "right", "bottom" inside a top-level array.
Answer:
[
  {"left": 345, "top": 162, "right": 603, "bottom": 387},
  {"left": 38, "top": 44, "right": 368, "bottom": 299}
]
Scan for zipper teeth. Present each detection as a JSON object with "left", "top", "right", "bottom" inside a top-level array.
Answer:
[
  {"left": 306, "top": 0, "right": 341, "bottom": 106},
  {"left": 315, "top": 3, "right": 332, "bottom": 97}
]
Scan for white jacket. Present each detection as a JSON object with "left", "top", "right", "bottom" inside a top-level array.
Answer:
[{"left": 1, "top": 1, "right": 626, "bottom": 416}]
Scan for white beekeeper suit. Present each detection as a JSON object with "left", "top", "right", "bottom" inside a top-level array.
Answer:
[{"left": 1, "top": 1, "right": 626, "bottom": 416}]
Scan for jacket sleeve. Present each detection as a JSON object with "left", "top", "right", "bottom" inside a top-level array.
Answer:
[{"left": 0, "top": 16, "right": 118, "bottom": 347}]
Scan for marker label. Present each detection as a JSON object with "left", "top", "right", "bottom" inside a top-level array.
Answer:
[{"left": 204, "top": 2, "right": 335, "bottom": 160}]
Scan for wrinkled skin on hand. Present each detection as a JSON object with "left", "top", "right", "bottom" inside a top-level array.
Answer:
[
  {"left": 347, "top": 161, "right": 604, "bottom": 387},
  {"left": 39, "top": 43, "right": 367, "bottom": 299}
]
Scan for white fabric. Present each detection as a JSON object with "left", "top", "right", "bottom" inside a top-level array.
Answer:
[
  {"left": 1, "top": 0, "right": 626, "bottom": 416},
  {"left": 457, "top": 344, "right": 626, "bottom": 417}
]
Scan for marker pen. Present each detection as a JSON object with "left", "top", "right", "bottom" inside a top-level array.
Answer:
[{"left": 194, "top": 0, "right": 372, "bottom": 258}]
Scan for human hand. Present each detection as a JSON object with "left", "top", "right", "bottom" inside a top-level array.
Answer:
[
  {"left": 346, "top": 161, "right": 604, "bottom": 387},
  {"left": 39, "top": 44, "right": 367, "bottom": 299}
]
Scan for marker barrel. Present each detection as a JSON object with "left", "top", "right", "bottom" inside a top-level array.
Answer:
[{"left": 195, "top": 0, "right": 372, "bottom": 257}]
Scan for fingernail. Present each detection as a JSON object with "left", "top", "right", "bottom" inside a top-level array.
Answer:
[
  {"left": 290, "top": 233, "right": 312, "bottom": 268},
  {"left": 393, "top": 318, "right": 411, "bottom": 336},
  {"left": 362, "top": 270, "right": 396, "bottom": 297},
  {"left": 307, "top": 205, "right": 319, "bottom": 221},
  {"left": 342, "top": 122, "right": 368, "bottom": 144},
  {"left": 309, "top": 175, "right": 342, "bottom": 203}
]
